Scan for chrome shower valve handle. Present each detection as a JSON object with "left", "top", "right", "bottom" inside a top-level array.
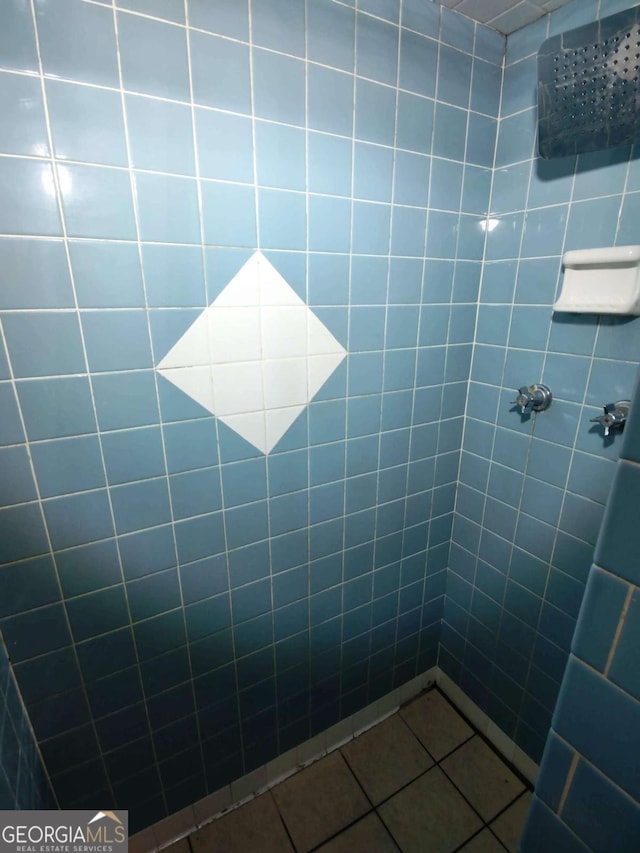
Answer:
[
  {"left": 512, "top": 384, "right": 552, "bottom": 415},
  {"left": 590, "top": 401, "right": 630, "bottom": 437}
]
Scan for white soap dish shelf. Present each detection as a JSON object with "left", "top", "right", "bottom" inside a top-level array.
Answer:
[{"left": 554, "top": 245, "right": 640, "bottom": 315}]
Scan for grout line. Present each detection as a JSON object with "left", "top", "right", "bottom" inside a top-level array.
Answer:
[
  {"left": 603, "top": 584, "right": 634, "bottom": 676},
  {"left": 336, "top": 0, "right": 359, "bottom": 724},
  {"left": 557, "top": 751, "right": 579, "bottom": 816}
]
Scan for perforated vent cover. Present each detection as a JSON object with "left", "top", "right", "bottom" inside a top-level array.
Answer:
[{"left": 538, "top": 6, "right": 640, "bottom": 159}]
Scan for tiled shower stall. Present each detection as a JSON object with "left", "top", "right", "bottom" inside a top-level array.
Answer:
[{"left": 0, "top": 0, "right": 639, "bottom": 845}]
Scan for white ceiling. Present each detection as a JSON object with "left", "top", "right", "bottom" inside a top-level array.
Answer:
[{"left": 434, "top": 0, "right": 572, "bottom": 34}]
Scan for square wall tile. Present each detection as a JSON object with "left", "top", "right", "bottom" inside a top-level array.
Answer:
[
  {"left": 252, "top": 0, "right": 305, "bottom": 57},
  {"left": 143, "top": 245, "right": 205, "bottom": 308},
  {"left": 175, "top": 511, "right": 225, "bottom": 564},
  {"left": 201, "top": 182, "right": 256, "bottom": 247},
  {"left": 256, "top": 122, "right": 306, "bottom": 192},
  {"left": 307, "top": 0, "right": 355, "bottom": 72},
  {"left": 253, "top": 50, "right": 306, "bottom": 127},
  {"left": 402, "top": 0, "right": 440, "bottom": 35},
  {"left": 111, "top": 478, "right": 172, "bottom": 534},
  {"left": 43, "top": 489, "right": 114, "bottom": 550},
  {"left": 309, "top": 65, "right": 354, "bottom": 136},
  {"left": 196, "top": 110, "right": 254, "bottom": 184},
  {"left": 308, "top": 196, "right": 351, "bottom": 254},
  {"left": 126, "top": 95, "right": 195, "bottom": 175},
  {"left": 437, "top": 45, "right": 472, "bottom": 108},
  {"left": 190, "top": 31, "right": 251, "bottom": 114},
  {"left": 188, "top": 0, "right": 249, "bottom": 39},
  {"left": 135, "top": 173, "right": 200, "bottom": 244},
  {"left": 0, "top": 502, "right": 49, "bottom": 565},
  {"left": 0, "top": 159, "right": 61, "bottom": 237},
  {"left": 0, "top": 0, "right": 38, "bottom": 72},
  {"left": 0, "top": 446, "right": 38, "bottom": 508},
  {"left": 355, "top": 79, "right": 396, "bottom": 145},
  {"left": 58, "top": 164, "right": 136, "bottom": 240},
  {"left": 554, "top": 659, "right": 640, "bottom": 802},
  {"left": 609, "top": 588, "right": 640, "bottom": 701},
  {"left": 394, "top": 151, "right": 430, "bottom": 207},
  {"left": 0, "top": 384, "right": 25, "bottom": 446},
  {"left": 56, "top": 539, "right": 122, "bottom": 597},
  {"left": 3, "top": 312, "right": 85, "bottom": 378},
  {"left": 0, "top": 555, "right": 60, "bottom": 624},
  {"left": 0, "top": 238, "right": 73, "bottom": 310},
  {"left": 352, "top": 202, "right": 391, "bottom": 255},
  {"left": 357, "top": 12, "right": 398, "bottom": 86},
  {"left": 31, "top": 436, "right": 106, "bottom": 498},
  {"left": 102, "top": 426, "right": 165, "bottom": 485},
  {"left": 360, "top": 0, "right": 399, "bottom": 23},
  {"left": 563, "top": 758, "right": 640, "bottom": 852},
  {"left": 118, "top": 12, "right": 190, "bottom": 101},
  {"left": 35, "top": 0, "right": 119, "bottom": 87},
  {"left": 0, "top": 72, "right": 48, "bottom": 157},
  {"left": 69, "top": 241, "right": 144, "bottom": 309},
  {"left": 259, "top": 190, "right": 306, "bottom": 251},
  {"left": 163, "top": 419, "right": 218, "bottom": 473},
  {"left": 354, "top": 142, "right": 394, "bottom": 202},
  {"left": 396, "top": 91, "right": 434, "bottom": 155},
  {"left": 66, "top": 586, "right": 129, "bottom": 642},
  {"left": 171, "top": 467, "right": 222, "bottom": 520},
  {"left": 117, "top": 0, "right": 184, "bottom": 22},
  {"left": 308, "top": 132, "right": 353, "bottom": 197},
  {"left": 82, "top": 310, "right": 152, "bottom": 372},
  {"left": 47, "top": 80, "right": 127, "bottom": 167},
  {"left": 17, "top": 377, "right": 96, "bottom": 441},
  {"left": 93, "top": 371, "right": 160, "bottom": 432},
  {"left": 399, "top": 29, "right": 437, "bottom": 97},
  {"left": 0, "top": 603, "right": 71, "bottom": 661}
]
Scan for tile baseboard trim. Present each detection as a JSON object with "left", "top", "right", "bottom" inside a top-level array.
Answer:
[
  {"left": 131, "top": 664, "right": 539, "bottom": 853},
  {"left": 435, "top": 670, "right": 540, "bottom": 786},
  {"left": 131, "top": 667, "right": 436, "bottom": 853}
]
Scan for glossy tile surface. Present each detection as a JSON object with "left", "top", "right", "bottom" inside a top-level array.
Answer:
[{"left": 0, "top": 0, "right": 637, "bottom": 840}]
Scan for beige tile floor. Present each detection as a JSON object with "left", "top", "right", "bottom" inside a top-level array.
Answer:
[{"left": 172, "top": 689, "right": 532, "bottom": 853}]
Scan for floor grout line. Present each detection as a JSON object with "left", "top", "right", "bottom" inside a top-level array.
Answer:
[{"left": 183, "top": 684, "right": 532, "bottom": 853}]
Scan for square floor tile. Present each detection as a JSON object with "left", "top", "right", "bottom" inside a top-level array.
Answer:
[
  {"left": 341, "top": 714, "right": 433, "bottom": 805},
  {"left": 441, "top": 737, "right": 526, "bottom": 822},
  {"left": 190, "top": 792, "right": 293, "bottom": 853},
  {"left": 490, "top": 791, "right": 532, "bottom": 852},
  {"left": 459, "top": 829, "right": 506, "bottom": 852},
  {"left": 400, "top": 690, "right": 473, "bottom": 760},
  {"left": 317, "top": 813, "right": 398, "bottom": 852},
  {"left": 379, "top": 766, "right": 482, "bottom": 853},
  {"left": 272, "top": 751, "right": 370, "bottom": 853}
]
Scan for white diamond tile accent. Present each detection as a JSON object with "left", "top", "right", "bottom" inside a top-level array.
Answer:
[
  {"left": 156, "top": 251, "right": 347, "bottom": 454},
  {"left": 208, "top": 307, "right": 262, "bottom": 362}
]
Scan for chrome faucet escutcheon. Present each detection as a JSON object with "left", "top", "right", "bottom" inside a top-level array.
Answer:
[
  {"left": 512, "top": 384, "right": 552, "bottom": 415},
  {"left": 590, "top": 401, "right": 630, "bottom": 437}
]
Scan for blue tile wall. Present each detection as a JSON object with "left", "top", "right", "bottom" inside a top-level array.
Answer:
[
  {"left": 441, "top": 0, "right": 640, "bottom": 772},
  {"left": 0, "top": 637, "right": 54, "bottom": 809},
  {"left": 0, "top": 0, "right": 502, "bottom": 833},
  {"left": 522, "top": 368, "right": 640, "bottom": 850}
]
